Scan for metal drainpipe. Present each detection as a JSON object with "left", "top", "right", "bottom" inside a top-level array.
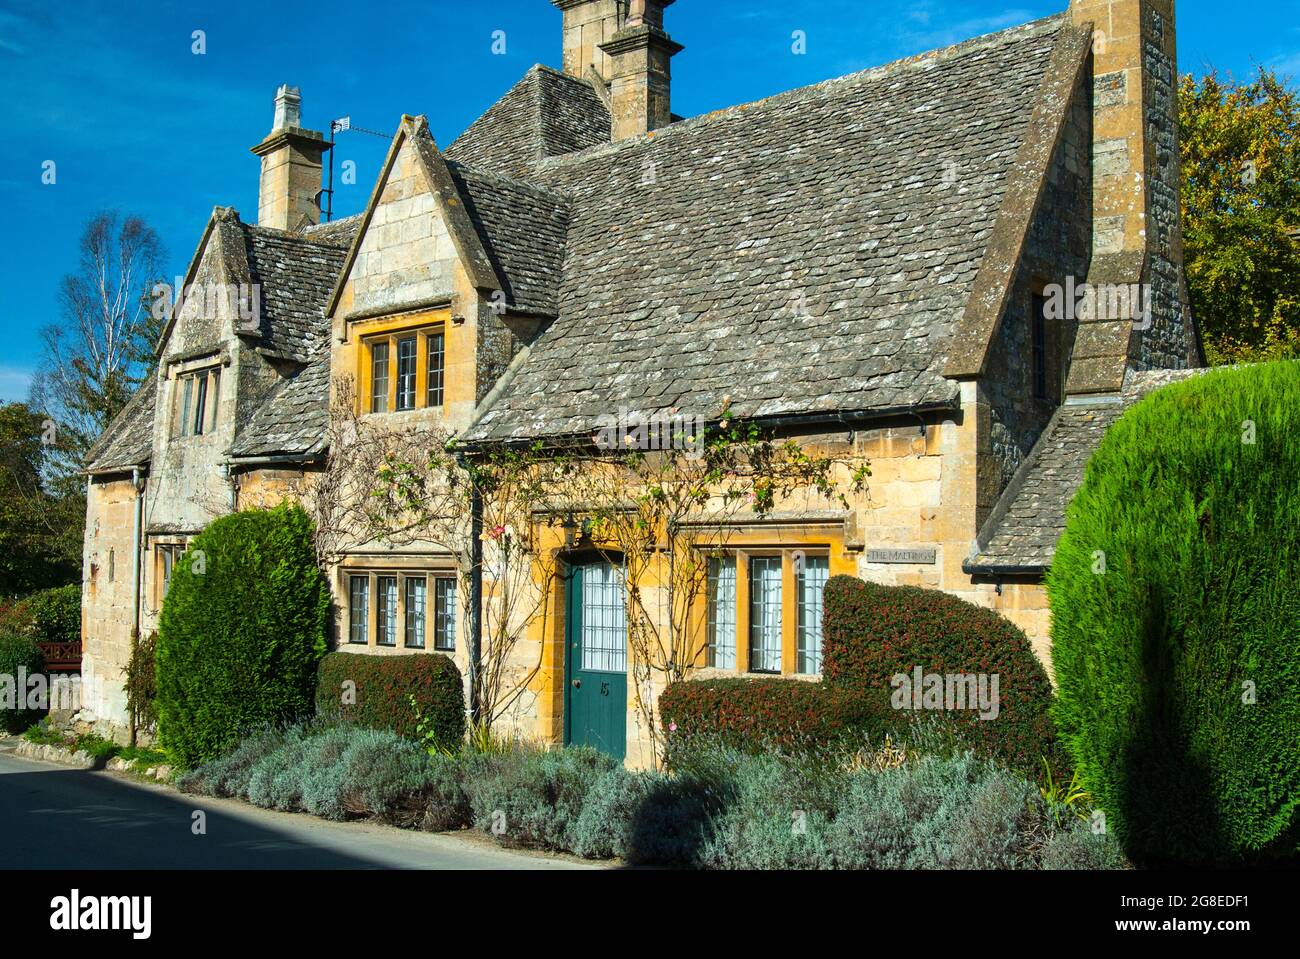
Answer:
[
  {"left": 130, "top": 467, "right": 145, "bottom": 747},
  {"left": 468, "top": 468, "right": 483, "bottom": 727},
  {"left": 220, "top": 463, "right": 236, "bottom": 510}
]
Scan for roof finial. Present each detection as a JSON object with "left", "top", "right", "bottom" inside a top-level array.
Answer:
[{"left": 272, "top": 84, "right": 302, "bottom": 132}]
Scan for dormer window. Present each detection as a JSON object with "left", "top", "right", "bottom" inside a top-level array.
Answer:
[
  {"left": 362, "top": 325, "right": 446, "bottom": 415},
  {"left": 175, "top": 367, "right": 220, "bottom": 437}
]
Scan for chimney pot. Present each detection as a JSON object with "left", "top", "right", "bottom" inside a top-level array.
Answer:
[
  {"left": 272, "top": 84, "right": 302, "bottom": 131},
  {"left": 600, "top": 2, "right": 682, "bottom": 140},
  {"left": 250, "top": 84, "right": 327, "bottom": 231}
]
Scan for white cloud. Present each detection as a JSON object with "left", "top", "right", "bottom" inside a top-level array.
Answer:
[
  {"left": 1269, "top": 51, "right": 1300, "bottom": 77},
  {"left": 0, "top": 366, "right": 34, "bottom": 404}
]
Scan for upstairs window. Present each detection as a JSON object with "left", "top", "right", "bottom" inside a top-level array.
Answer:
[
  {"left": 370, "top": 341, "right": 390, "bottom": 413},
  {"left": 175, "top": 368, "right": 220, "bottom": 437},
  {"left": 427, "top": 331, "right": 445, "bottom": 408},
  {"left": 363, "top": 325, "right": 447, "bottom": 415},
  {"left": 396, "top": 336, "right": 418, "bottom": 411}
]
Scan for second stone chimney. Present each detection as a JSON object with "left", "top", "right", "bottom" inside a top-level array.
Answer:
[
  {"left": 249, "top": 85, "right": 328, "bottom": 231},
  {"left": 553, "top": 0, "right": 629, "bottom": 81},
  {"left": 600, "top": 0, "right": 683, "bottom": 139}
]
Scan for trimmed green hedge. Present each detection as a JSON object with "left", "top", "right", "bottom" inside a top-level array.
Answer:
[
  {"left": 1048, "top": 362, "right": 1300, "bottom": 864},
  {"left": 822, "top": 575, "right": 1057, "bottom": 774},
  {"left": 156, "top": 503, "right": 329, "bottom": 769},
  {"left": 25, "top": 585, "right": 80, "bottom": 647},
  {"left": 316, "top": 651, "right": 466, "bottom": 748},
  {"left": 660, "top": 678, "right": 896, "bottom": 755},
  {"left": 0, "top": 633, "right": 45, "bottom": 733},
  {"left": 661, "top": 576, "right": 1057, "bottom": 773}
]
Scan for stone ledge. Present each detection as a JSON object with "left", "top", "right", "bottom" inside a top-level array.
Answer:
[{"left": 15, "top": 740, "right": 97, "bottom": 770}]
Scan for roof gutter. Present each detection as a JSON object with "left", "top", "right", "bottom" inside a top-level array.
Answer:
[
  {"left": 962, "top": 560, "right": 1048, "bottom": 577},
  {"left": 129, "top": 466, "right": 146, "bottom": 746},
  {"left": 455, "top": 399, "right": 960, "bottom": 457},
  {"left": 225, "top": 449, "right": 327, "bottom": 469}
]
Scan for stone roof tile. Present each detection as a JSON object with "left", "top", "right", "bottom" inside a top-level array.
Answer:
[
  {"left": 85, "top": 376, "right": 157, "bottom": 473},
  {"left": 243, "top": 225, "right": 350, "bottom": 362},
  {"left": 445, "top": 65, "right": 610, "bottom": 177},
  {"left": 231, "top": 358, "right": 331, "bottom": 458},
  {"left": 464, "top": 15, "right": 1066, "bottom": 442}
]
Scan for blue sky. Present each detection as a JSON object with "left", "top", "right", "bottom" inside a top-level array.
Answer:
[{"left": 1, "top": 0, "right": 1297, "bottom": 402}]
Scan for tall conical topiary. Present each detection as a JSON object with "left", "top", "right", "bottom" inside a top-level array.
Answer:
[
  {"left": 156, "top": 502, "right": 329, "bottom": 769},
  {"left": 1048, "top": 362, "right": 1300, "bottom": 864}
]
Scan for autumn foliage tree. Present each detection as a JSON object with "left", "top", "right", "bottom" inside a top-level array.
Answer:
[{"left": 1180, "top": 68, "right": 1300, "bottom": 363}]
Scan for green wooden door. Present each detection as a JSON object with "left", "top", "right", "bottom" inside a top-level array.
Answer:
[{"left": 564, "top": 560, "right": 627, "bottom": 760}]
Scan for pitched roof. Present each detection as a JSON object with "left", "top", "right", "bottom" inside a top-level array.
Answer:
[
  {"left": 445, "top": 65, "right": 610, "bottom": 178},
  {"left": 968, "top": 401, "right": 1126, "bottom": 572},
  {"left": 968, "top": 368, "right": 1210, "bottom": 573},
  {"left": 85, "top": 213, "right": 354, "bottom": 472},
  {"left": 464, "top": 15, "right": 1067, "bottom": 442},
  {"left": 230, "top": 357, "right": 331, "bottom": 459},
  {"left": 242, "top": 225, "right": 351, "bottom": 362},
  {"left": 85, "top": 376, "right": 158, "bottom": 473},
  {"left": 301, "top": 212, "right": 363, "bottom": 247},
  {"left": 450, "top": 162, "right": 571, "bottom": 316}
]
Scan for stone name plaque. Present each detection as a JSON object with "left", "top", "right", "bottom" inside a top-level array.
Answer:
[{"left": 866, "top": 548, "right": 937, "bottom": 565}]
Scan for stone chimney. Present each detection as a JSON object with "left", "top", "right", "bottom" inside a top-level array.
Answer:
[
  {"left": 1069, "top": 0, "right": 1199, "bottom": 373},
  {"left": 553, "top": 0, "right": 629, "bottom": 81},
  {"left": 249, "top": 85, "right": 328, "bottom": 231},
  {"left": 600, "top": 0, "right": 683, "bottom": 139},
  {"left": 1071, "top": 0, "right": 1180, "bottom": 264}
]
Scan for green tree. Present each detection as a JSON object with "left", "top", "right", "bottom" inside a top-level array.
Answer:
[
  {"left": 29, "top": 211, "right": 166, "bottom": 482},
  {"left": 155, "top": 503, "right": 329, "bottom": 768},
  {"left": 0, "top": 402, "right": 81, "bottom": 596},
  {"left": 1048, "top": 362, "right": 1300, "bottom": 864},
  {"left": 1180, "top": 68, "right": 1300, "bottom": 364}
]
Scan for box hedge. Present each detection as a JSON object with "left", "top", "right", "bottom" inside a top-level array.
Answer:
[
  {"left": 0, "top": 633, "right": 45, "bottom": 732},
  {"left": 659, "top": 677, "right": 897, "bottom": 755},
  {"left": 822, "top": 575, "right": 1058, "bottom": 774},
  {"left": 24, "top": 584, "right": 80, "bottom": 647},
  {"left": 155, "top": 502, "right": 329, "bottom": 769},
  {"left": 1048, "top": 361, "right": 1300, "bottom": 865},
  {"left": 316, "top": 650, "right": 466, "bottom": 749},
  {"left": 661, "top": 575, "right": 1056, "bottom": 773}
]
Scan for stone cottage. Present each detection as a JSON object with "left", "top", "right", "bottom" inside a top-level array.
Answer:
[{"left": 82, "top": 0, "right": 1203, "bottom": 761}]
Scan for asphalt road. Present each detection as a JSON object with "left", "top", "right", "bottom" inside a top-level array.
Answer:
[{"left": 0, "top": 750, "right": 595, "bottom": 870}]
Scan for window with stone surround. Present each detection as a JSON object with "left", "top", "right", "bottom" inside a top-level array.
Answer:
[
  {"left": 348, "top": 575, "right": 369, "bottom": 645},
  {"left": 376, "top": 576, "right": 398, "bottom": 646},
  {"left": 701, "top": 548, "right": 830, "bottom": 677},
  {"left": 341, "top": 567, "right": 457, "bottom": 655},
  {"left": 362, "top": 325, "right": 447, "bottom": 415},
  {"left": 156, "top": 542, "right": 187, "bottom": 606},
  {"left": 174, "top": 367, "right": 220, "bottom": 437}
]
